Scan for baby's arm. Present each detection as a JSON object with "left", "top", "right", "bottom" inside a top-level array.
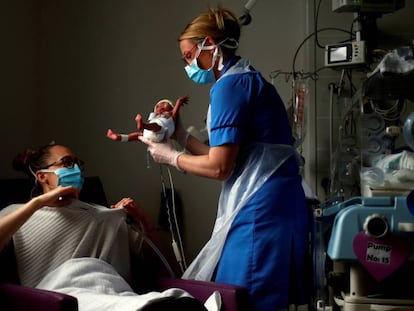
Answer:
[{"left": 172, "top": 95, "right": 189, "bottom": 118}]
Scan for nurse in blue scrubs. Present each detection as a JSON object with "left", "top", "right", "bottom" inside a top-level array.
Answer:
[{"left": 139, "top": 6, "right": 310, "bottom": 311}]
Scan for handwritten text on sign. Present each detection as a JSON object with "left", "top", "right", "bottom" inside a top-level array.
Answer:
[{"left": 366, "top": 242, "right": 391, "bottom": 264}]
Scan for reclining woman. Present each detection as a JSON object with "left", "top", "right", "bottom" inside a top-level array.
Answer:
[{"left": 0, "top": 142, "right": 208, "bottom": 311}]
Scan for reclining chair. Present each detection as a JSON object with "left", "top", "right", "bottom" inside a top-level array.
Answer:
[{"left": 0, "top": 177, "right": 251, "bottom": 311}]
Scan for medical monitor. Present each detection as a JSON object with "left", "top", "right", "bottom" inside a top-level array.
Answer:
[
  {"left": 325, "top": 41, "right": 366, "bottom": 67},
  {"left": 332, "top": 0, "right": 405, "bottom": 13}
]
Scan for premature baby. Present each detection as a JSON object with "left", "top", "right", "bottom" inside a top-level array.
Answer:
[{"left": 107, "top": 96, "right": 188, "bottom": 143}]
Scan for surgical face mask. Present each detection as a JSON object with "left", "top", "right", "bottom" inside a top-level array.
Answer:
[
  {"left": 185, "top": 58, "right": 216, "bottom": 84},
  {"left": 40, "top": 164, "right": 84, "bottom": 190},
  {"left": 184, "top": 37, "right": 239, "bottom": 84},
  {"left": 184, "top": 39, "right": 219, "bottom": 85},
  {"left": 184, "top": 53, "right": 216, "bottom": 84}
]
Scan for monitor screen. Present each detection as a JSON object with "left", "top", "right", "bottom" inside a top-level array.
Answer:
[{"left": 330, "top": 46, "right": 348, "bottom": 62}]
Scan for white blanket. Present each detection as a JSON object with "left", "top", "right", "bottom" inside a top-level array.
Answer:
[{"left": 36, "top": 257, "right": 219, "bottom": 311}]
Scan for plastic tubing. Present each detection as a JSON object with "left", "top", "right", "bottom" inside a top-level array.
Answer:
[{"left": 129, "top": 221, "right": 176, "bottom": 278}]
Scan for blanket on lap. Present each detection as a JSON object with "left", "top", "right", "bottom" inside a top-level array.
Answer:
[{"left": 36, "top": 257, "right": 208, "bottom": 311}]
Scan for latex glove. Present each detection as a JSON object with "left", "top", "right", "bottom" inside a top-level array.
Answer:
[{"left": 139, "top": 136, "right": 183, "bottom": 169}]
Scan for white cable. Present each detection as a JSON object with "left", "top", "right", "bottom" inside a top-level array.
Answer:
[
  {"left": 370, "top": 98, "right": 404, "bottom": 122},
  {"left": 159, "top": 165, "right": 187, "bottom": 273},
  {"left": 166, "top": 166, "right": 187, "bottom": 269},
  {"left": 127, "top": 218, "right": 176, "bottom": 278},
  {"left": 159, "top": 168, "right": 175, "bottom": 236}
]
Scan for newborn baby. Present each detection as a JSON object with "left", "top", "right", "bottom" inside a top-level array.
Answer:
[{"left": 107, "top": 96, "right": 188, "bottom": 142}]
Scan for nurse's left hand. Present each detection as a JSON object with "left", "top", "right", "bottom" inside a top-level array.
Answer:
[{"left": 138, "top": 136, "right": 183, "bottom": 169}]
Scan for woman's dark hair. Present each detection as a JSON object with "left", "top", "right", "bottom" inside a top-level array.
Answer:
[{"left": 12, "top": 143, "right": 57, "bottom": 179}]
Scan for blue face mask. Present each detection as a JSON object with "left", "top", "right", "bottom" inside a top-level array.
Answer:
[
  {"left": 184, "top": 39, "right": 219, "bottom": 85},
  {"left": 185, "top": 57, "right": 216, "bottom": 84},
  {"left": 41, "top": 164, "right": 84, "bottom": 190},
  {"left": 184, "top": 37, "right": 240, "bottom": 84}
]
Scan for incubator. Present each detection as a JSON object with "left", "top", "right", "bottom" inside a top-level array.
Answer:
[
  {"left": 359, "top": 46, "right": 414, "bottom": 197},
  {"left": 314, "top": 194, "right": 414, "bottom": 311},
  {"left": 315, "top": 41, "right": 414, "bottom": 310},
  {"left": 313, "top": 59, "right": 414, "bottom": 311}
]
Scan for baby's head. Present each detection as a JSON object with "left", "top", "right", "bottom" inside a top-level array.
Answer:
[{"left": 154, "top": 99, "right": 174, "bottom": 115}]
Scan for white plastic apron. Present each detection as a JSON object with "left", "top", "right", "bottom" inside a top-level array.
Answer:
[{"left": 182, "top": 58, "right": 297, "bottom": 281}]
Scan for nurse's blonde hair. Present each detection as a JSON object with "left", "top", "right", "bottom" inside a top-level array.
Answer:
[{"left": 178, "top": 5, "right": 240, "bottom": 49}]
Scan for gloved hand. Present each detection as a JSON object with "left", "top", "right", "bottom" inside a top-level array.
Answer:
[{"left": 138, "top": 136, "right": 183, "bottom": 169}]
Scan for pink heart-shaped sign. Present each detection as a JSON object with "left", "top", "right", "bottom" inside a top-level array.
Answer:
[{"left": 353, "top": 231, "right": 409, "bottom": 281}]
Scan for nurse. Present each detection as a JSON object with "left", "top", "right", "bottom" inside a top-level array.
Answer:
[{"left": 139, "top": 5, "right": 310, "bottom": 311}]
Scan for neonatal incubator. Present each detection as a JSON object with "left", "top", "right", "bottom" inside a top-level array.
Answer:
[
  {"left": 312, "top": 2, "right": 414, "bottom": 308},
  {"left": 314, "top": 194, "right": 414, "bottom": 311},
  {"left": 313, "top": 42, "right": 414, "bottom": 310}
]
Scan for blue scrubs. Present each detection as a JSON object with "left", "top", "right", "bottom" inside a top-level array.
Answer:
[{"left": 209, "top": 57, "right": 310, "bottom": 311}]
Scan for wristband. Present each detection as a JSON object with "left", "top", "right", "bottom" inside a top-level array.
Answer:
[{"left": 120, "top": 134, "right": 129, "bottom": 142}]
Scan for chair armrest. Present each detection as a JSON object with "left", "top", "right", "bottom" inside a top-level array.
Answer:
[
  {"left": 157, "top": 277, "right": 252, "bottom": 311},
  {"left": 0, "top": 283, "right": 78, "bottom": 311}
]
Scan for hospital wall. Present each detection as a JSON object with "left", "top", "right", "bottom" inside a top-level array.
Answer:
[{"left": 0, "top": 0, "right": 413, "bottom": 264}]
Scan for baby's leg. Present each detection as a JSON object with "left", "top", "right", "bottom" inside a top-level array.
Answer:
[
  {"left": 135, "top": 114, "right": 144, "bottom": 130},
  {"left": 107, "top": 129, "right": 141, "bottom": 142},
  {"left": 136, "top": 113, "right": 162, "bottom": 132},
  {"left": 127, "top": 132, "right": 142, "bottom": 141}
]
